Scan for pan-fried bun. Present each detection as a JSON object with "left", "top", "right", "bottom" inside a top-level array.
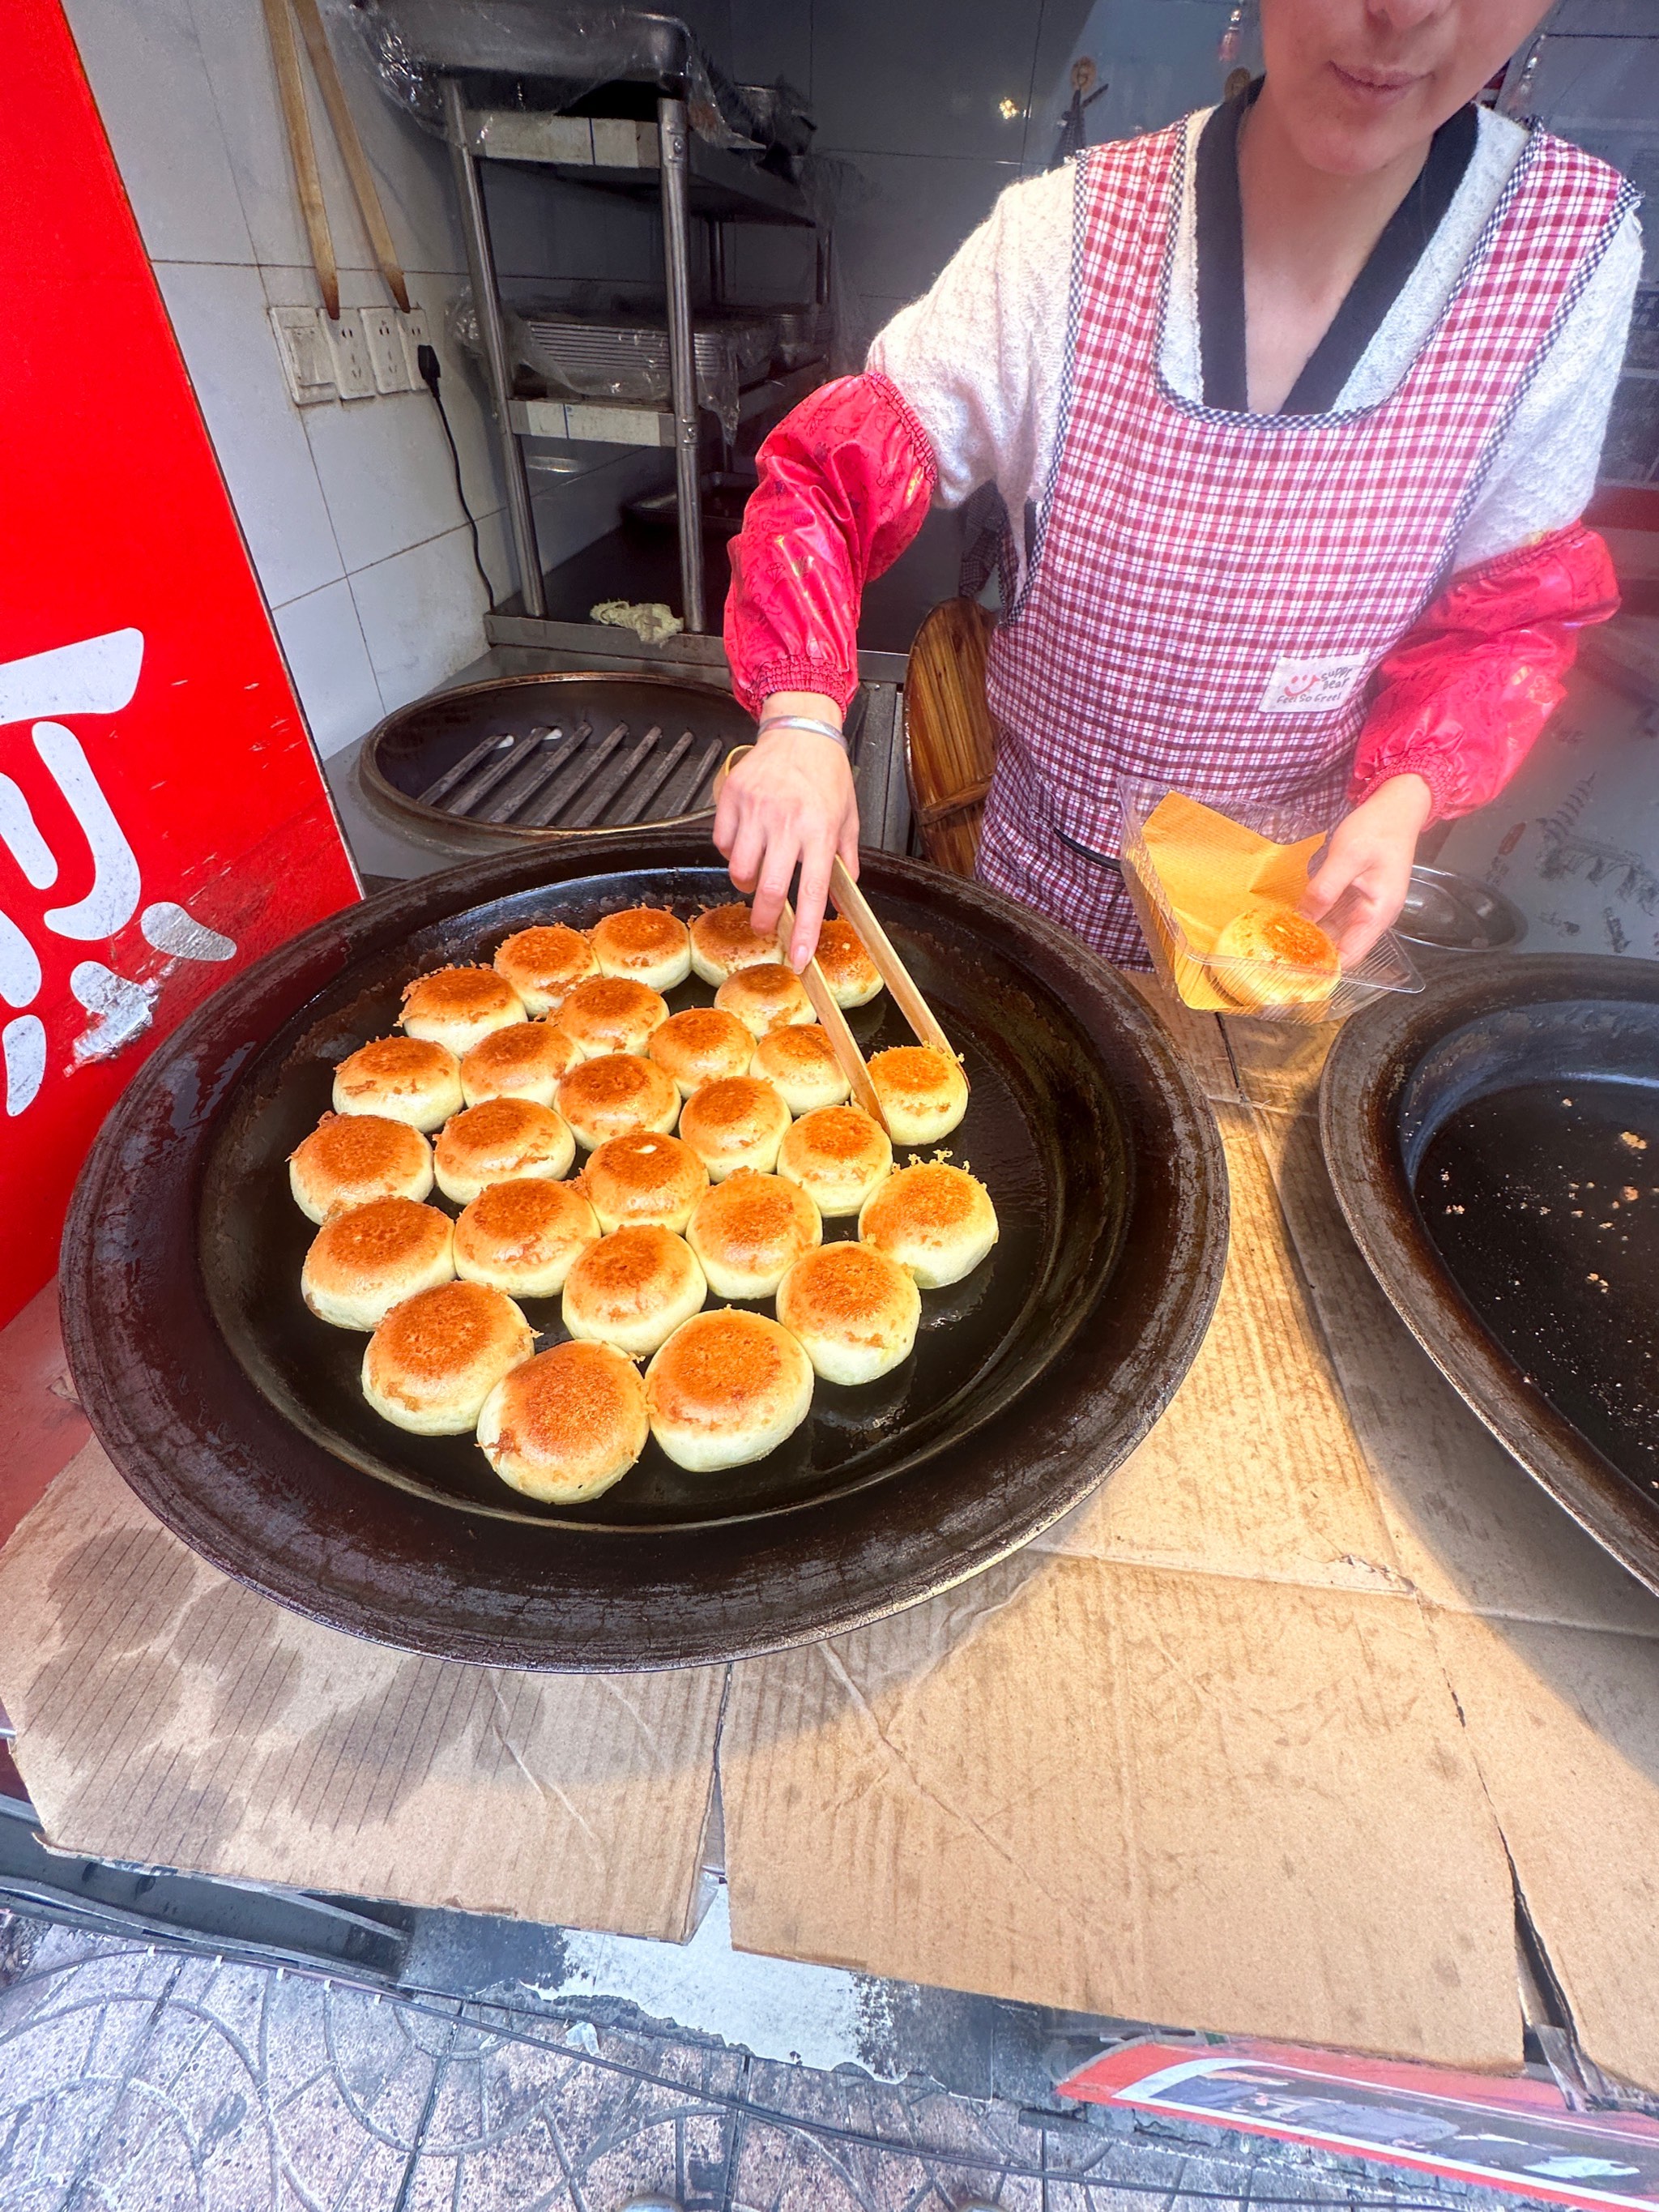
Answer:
[
  {"left": 458, "top": 1020, "right": 579, "bottom": 1108},
  {"left": 302, "top": 1198, "right": 454, "bottom": 1330},
  {"left": 686, "top": 1169, "right": 821, "bottom": 1300},
  {"left": 645, "top": 1309, "right": 812, "bottom": 1471},
  {"left": 493, "top": 924, "right": 597, "bottom": 1017},
  {"left": 679, "top": 1074, "right": 791, "bottom": 1181},
  {"left": 776, "top": 1105, "right": 893, "bottom": 1219},
  {"left": 590, "top": 905, "right": 692, "bottom": 992},
  {"left": 689, "top": 901, "right": 780, "bottom": 984},
  {"left": 868, "top": 1045, "right": 969, "bottom": 1145},
  {"left": 1213, "top": 899, "right": 1339, "bottom": 1010},
  {"left": 290, "top": 1113, "right": 433, "bottom": 1223},
  {"left": 332, "top": 1036, "right": 462, "bottom": 1132},
  {"left": 714, "top": 963, "right": 814, "bottom": 1038},
  {"left": 556, "top": 1053, "right": 680, "bottom": 1151},
  {"left": 561, "top": 1225, "right": 706, "bottom": 1357},
  {"left": 753, "top": 1024, "right": 851, "bottom": 1113},
  {"left": 433, "top": 1098, "right": 574, "bottom": 1205},
  {"left": 584, "top": 1130, "right": 708, "bottom": 1234},
  {"left": 477, "top": 1341, "right": 649, "bottom": 1504},
  {"left": 362, "top": 1279, "right": 534, "bottom": 1435},
  {"left": 649, "top": 1006, "right": 753, "bottom": 1098},
  {"left": 858, "top": 1161, "right": 998, "bottom": 1288},
  {"left": 454, "top": 1178, "right": 599, "bottom": 1296},
  {"left": 776, "top": 1241, "right": 919, "bottom": 1385},
  {"left": 558, "top": 975, "right": 670, "bottom": 1059},
  {"left": 814, "top": 918, "right": 883, "bottom": 1009},
  {"left": 399, "top": 966, "right": 525, "bottom": 1055}
]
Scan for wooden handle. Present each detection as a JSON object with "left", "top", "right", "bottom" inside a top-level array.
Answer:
[
  {"left": 778, "top": 895, "right": 887, "bottom": 1132},
  {"left": 830, "top": 856, "right": 956, "bottom": 1062},
  {"left": 262, "top": 0, "right": 338, "bottom": 319},
  {"left": 289, "top": 0, "right": 412, "bottom": 312}
]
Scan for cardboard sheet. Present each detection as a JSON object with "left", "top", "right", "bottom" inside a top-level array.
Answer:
[
  {"left": 722, "top": 1551, "right": 1520, "bottom": 2064},
  {"left": 0, "top": 1442, "right": 723, "bottom": 1941}
]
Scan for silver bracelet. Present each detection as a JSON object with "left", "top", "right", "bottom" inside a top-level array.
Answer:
[{"left": 755, "top": 714, "right": 848, "bottom": 749}]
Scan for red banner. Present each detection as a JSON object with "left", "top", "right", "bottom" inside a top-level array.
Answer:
[{"left": 0, "top": 0, "right": 359, "bottom": 1328}]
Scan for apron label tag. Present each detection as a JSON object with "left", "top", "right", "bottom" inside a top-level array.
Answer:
[{"left": 1258, "top": 653, "right": 1370, "bottom": 714}]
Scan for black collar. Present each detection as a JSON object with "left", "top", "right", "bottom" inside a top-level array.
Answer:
[{"left": 1196, "top": 79, "right": 1479, "bottom": 416}]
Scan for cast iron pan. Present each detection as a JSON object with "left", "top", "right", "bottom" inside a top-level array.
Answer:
[
  {"left": 62, "top": 831, "right": 1228, "bottom": 1670},
  {"left": 1321, "top": 953, "right": 1659, "bottom": 1595}
]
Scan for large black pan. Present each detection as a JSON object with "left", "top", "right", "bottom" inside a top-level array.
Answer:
[
  {"left": 61, "top": 832, "right": 1227, "bottom": 1670},
  {"left": 1321, "top": 952, "right": 1659, "bottom": 1595}
]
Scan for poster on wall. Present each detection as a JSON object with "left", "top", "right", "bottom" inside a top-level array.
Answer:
[{"left": 0, "top": 0, "right": 360, "bottom": 1330}]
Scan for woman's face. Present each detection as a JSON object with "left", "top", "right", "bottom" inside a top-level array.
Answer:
[{"left": 1260, "top": 0, "right": 1553, "bottom": 174}]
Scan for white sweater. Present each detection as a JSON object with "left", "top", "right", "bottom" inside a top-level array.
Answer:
[{"left": 868, "top": 108, "right": 1642, "bottom": 593}]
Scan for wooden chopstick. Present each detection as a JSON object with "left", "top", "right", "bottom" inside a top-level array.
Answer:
[
  {"left": 829, "top": 855, "right": 957, "bottom": 1064},
  {"left": 289, "top": 0, "right": 412, "bottom": 312},
  {"left": 263, "top": 0, "right": 338, "bottom": 318},
  {"left": 776, "top": 895, "right": 888, "bottom": 1132}
]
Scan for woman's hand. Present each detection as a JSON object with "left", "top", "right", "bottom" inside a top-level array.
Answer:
[
  {"left": 1302, "top": 774, "right": 1433, "bottom": 965},
  {"left": 713, "top": 692, "right": 859, "bottom": 971}
]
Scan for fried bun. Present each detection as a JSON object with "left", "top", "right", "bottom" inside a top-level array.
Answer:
[
  {"left": 476, "top": 1341, "right": 648, "bottom": 1504},
  {"left": 753, "top": 1024, "right": 851, "bottom": 1113},
  {"left": 678, "top": 1074, "right": 792, "bottom": 1181},
  {"left": 590, "top": 905, "right": 692, "bottom": 992},
  {"left": 714, "top": 963, "right": 814, "bottom": 1038},
  {"left": 493, "top": 924, "right": 597, "bottom": 1016},
  {"left": 362, "top": 1279, "right": 533, "bottom": 1436},
  {"left": 688, "top": 901, "right": 781, "bottom": 983},
  {"left": 301, "top": 1198, "right": 454, "bottom": 1330},
  {"left": 776, "top": 1105, "right": 893, "bottom": 1219},
  {"left": 645, "top": 1309, "right": 813, "bottom": 1471},
  {"left": 561, "top": 1224, "right": 706, "bottom": 1357},
  {"left": 557, "top": 975, "right": 670, "bottom": 1059},
  {"left": 332, "top": 1036, "right": 462, "bottom": 1132},
  {"left": 776, "top": 1240, "right": 919, "bottom": 1385},
  {"left": 458, "top": 1019, "right": 580, "bottom": 1108},
  {"left": 290, "top": 1112, "right": 433, "bottom": 1223},
  {"left": 454, "top": 1178, "right": 599, "bottom": 1297},
  {"left": 556, "top": 1053, "right": 680, "bottom": 1151},
  {"left": 868, "top": 1044, "right": 969, "bottom": 1145},
  {"left": 433, "top": 1097, "right": 574, "bottom": 1205},
  {"left": 399, "top": 965, "right": 525, "bottom": 1055},
  {"left": 685, "top": 1169, "right": 821, "bottom": 1300},
  {"left": 648, "top": 1006, "right": 754, "bottom": 1098},
  {"left": 584, "top": 1129, "right": 708, "bottom": 1234}
]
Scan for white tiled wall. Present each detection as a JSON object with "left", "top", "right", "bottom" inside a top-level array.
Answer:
[{"left": 62, "top": 0, "right": 672, "bottom": 758}]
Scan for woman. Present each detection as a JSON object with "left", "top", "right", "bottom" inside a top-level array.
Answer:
[{"left": 717, "top": 0, "right": 1640, "bottom": 972}]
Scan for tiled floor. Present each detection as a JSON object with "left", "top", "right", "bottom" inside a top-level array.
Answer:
[{"left": 0, "top": 1909, "right": 1509, "bottom": 2212}]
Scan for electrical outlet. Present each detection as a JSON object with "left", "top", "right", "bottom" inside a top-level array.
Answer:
[
  {"left": 361, "top": 305, "right": 412, "bottom": 394},
  {"left": 399, "top": 305, "right": 433, "bottom": 386},
  {"left": 269, "top": 305, "right": 335, "bottom": 405},
  {"left": 325, "top": 308, "right": 376, "bottom": 400}
]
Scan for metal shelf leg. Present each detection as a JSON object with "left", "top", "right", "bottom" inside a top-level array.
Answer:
[
  {"left": 441, "top": 77, "right": 545, "bottom": 620},
  {"left": 657, "top": 94, "right": 706, "bottom": 634}
]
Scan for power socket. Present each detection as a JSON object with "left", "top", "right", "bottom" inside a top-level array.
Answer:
[
  {"left": 361, "top": 305, "right": 412, "bottom": 394},
  {"left": 269, "top": 305, "right": 335, "bottom": 405},
  {"left": 398, "top": 306, "right": 433, "bottom": 387},
  {"left": 324, "top": 308, "right": 376, "bottom": 400}
]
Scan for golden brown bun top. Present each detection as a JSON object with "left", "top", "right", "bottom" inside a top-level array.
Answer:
[
  {"left": 814, "top": 918, "right": 879, "bottom": 989},
  {"left": 863, "top": 1161, "right": 984, "bottom": 1236},
  {"left": 723, "top": 964, "right": 804, "bottom": 1007},
  {"left": 869, "top": 1044, "right": 962, "bottom": 1100},
  {"left": 652, "top": 1007, "right": 750, "bottom": 1061},
  {"left": 458, "top": 1177, "right": 591, "bottom": 1252},
  {"left": 370, "top": 1279, "right": 527, "bottom": 1383},
  {"left": 292, "top": 1112, "right": 427, "bottom": 1179},
  {"left": 440, "top": 1097, "right": 563, "bottom": 1157},
  {"left": 781, "top": 1241, "right": 906, "bottom": 1327},
  {"left": 307, "top": 1198, "right": 450, "bottom": 1284},
  {"left": 336, "top": 1036, "right": 457, "bottom": 1095},
  {"left": 690, "top": 902, "right": 778, "bottom": 963},
  {"left": 648, "top": 1309, "right": 801, "bottom": 1420},
  {"left": 755, "top": 1025, "right": 838, "bottom": 1074},
  {"left": 559, "top": 1053, "right": 671, "bottom": 1109},
  {"left": 494, "top": 925, "right": 594, "bottom": 989},
  {"left": 1216, "top": 901, "right": 1338, "bottom": 975},
  {"left": 460, "top": 1023, "right": 574, "bottom": 1079},
  {"left": 572, "top": 1224, "right": 689, "bottom": 1297},
  {"left": 591, "top": 906, "right": 688, "bottom": 960},
  {"left": 586, "top": 1130, "right": 702, "bottom": 1195},
  {"left": 402, "top": 966, "right": 519, "bottom": 1021},
  {"left": 682, "top": 1075, "right": 786, "bottom": 1134},
  {"left": 789, "top": 1105, "right": 887, "bottom": 1164},
  {"left": 561, "top": 976, "right": 667, "bottom": 1028},
  {"left": 693, "top": 1169, "right": 816, "bottom": 1256},
  {"left": 490, "top": 1343, "right": 643, "bottom": 1463}
]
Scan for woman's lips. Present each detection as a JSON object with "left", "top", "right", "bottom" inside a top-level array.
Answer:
[{"left": 1328, "top": 62, "right": 1424, "bottom": 105}]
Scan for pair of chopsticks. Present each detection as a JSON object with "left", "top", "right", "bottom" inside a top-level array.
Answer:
[
  {"left": 262, "top": 0, "right": 410, "bottom": 319},
  {"left": 716, "top": 748, "right": 959, "bottom": 1134}
]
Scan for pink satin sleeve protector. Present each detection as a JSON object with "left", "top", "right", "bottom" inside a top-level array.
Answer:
[
  {"left": 1349, "top": 522, "right": 1620, "bottom": 820},
  {"left": 723, "top": 372, "right": 937, "bottom": 718}
]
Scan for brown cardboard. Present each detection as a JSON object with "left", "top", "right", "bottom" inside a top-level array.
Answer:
[
  {"left": 722, "top": 1551, "right": 1520, "bottom": 2064},
  {"left": 0, "top": 1441, "right": 723, "bottom": 1940},
  {"left": 1427, "top": 1608, "right": 1659, "bottom": 2094}
]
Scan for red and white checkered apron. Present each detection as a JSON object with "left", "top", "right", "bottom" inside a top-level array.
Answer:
[{"left": 978, "top": 117, "right": 1632, "bottom": 966}]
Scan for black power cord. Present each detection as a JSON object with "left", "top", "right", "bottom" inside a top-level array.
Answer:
[{"left": 415, "top": 340, "right": 495, "bottom": 606}]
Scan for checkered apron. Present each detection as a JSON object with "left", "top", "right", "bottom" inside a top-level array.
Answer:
[{"left": 978, "top": 117, "right": 1634, "bottom": 966}]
